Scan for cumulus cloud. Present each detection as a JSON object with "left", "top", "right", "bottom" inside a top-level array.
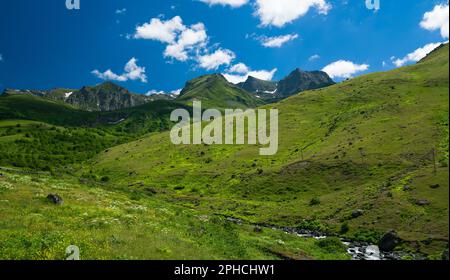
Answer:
[
  {"left": 254, "top": 0, "right": 331, "bottom": 27},
  {"left": 420, "top": 3, "right": 449, "bottom": 39},
  {"left": 133, "top": 16, "right": 242, "bottom": 70},
  {"left": 92, "top": 58, "right": 147, "bottom": 83},
  {"left": 134, "top": 16, "right": 209, "bottom": 62},
  {"left": 223, "top": 62, "right": 277, "bottom": 84},
  {"left": 146, "top": 88, "right": 182, "bottom": 97},
  {"left": 228, "top": 62, "right": 250, "bottom": 74},
  {"left": 163, "top": 23, "right": 208, "bottom": 61},
  {"left": 391, "top": 42, "right": 442, "bottom": 67},
  {"left": 308, "top": 54, "right": 320, "bottom": 61},
  {"left": 257, "top": 34, "right": 299, "bottom": 48},
  {"left": 197, "top": 49, "right": 236, "bottom": 70},
  {"left": 199, "top": 0, "right": 249, "bottom": 8},
  {"left": 170, "top": 89, "right": 182, "bottom": 96},
  {"left": 134, "top": 16, "right": 185, "bottom": 43},
  {"left": 322, "top": 60, "right": 369, "bottom": 79},
  {"left": 134, "top": 16, "right": 239, "bottom": 70},
  {"left": 146, "top": 90, "right": 165, "bottom": 96}
]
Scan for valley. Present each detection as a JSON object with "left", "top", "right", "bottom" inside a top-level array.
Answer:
[{"left": 0, "top": 45, "right": 448, "bottom": 260}]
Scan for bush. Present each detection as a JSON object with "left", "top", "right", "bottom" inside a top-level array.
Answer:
[
  {"left": 316, "top": 237, "right": 347, "bottom": 253},
  {"left": 340, "top": 222, "right": 350, "bottom": 234},
  {"left": 100, "top": 176, "right": 110, "bottom": 183},
  {"left": 309, "top": 197, "right": 321, "bottom": 206},
  {"left": 352, "top": 229, "right": 381, "bottom": 244},
  {"left": 297, "top": 220, "right": 326, "bottom": 232}
]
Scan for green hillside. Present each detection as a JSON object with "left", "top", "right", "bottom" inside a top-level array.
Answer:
[
  {"left": 0, "top": 94, "right": 191, "bottom": 170},
  {"left": 89, "top": 44, "right": 449, "bottom": 256},
  {"left": 0, "top": 45, "right": 448, "bottom": 260},
  {"left": 177, "top": 74, "right": 264, "bottom": 109},
  {"left": 0, "top": 169, "right": 349, "bottom": 260}
]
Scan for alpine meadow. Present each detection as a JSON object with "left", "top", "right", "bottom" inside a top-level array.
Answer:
[{"left": 0, "top": 0, "right": 448, "bottom": 263}]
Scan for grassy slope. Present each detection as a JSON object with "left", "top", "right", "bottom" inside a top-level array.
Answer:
[
  {"left": 0, "top": 170, "right": 349, "bottom": 260},
  {"left": 89, "top": 45, "right": 449, "bottom": 256},
  {"left": 177, "top": 74, "right": 264, "bottom": 109},
  {"left": 0, "top": 94, "right": 192, "bottom": 170},
  {"left": 0, "top": 93, "right": 186, "bottom": 132},
  {"left": 0, "top": 120, "right": 124, "bottom": 171}
]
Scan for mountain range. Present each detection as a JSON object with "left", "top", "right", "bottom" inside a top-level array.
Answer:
[
  {"left": 2, "top": 82, "right": 152, "bottom": 112},
  {"left": 0, "top": 44, "right": 448, "bottom": 260},
  {"left": 1, "top": 67, "right": 335, "bottom": 112},
  {"left": 237, "top": 68, "right": 335, "bottom": 101}
]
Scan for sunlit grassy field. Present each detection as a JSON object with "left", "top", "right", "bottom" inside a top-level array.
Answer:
[{"left": 0, "top": 45, "right": 448, "bottom": 260}]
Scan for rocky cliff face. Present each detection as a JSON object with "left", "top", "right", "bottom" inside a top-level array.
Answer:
[
  {"left": 237, "top": 68, "right": 335, "bottom": 101},
  {"left": 237, "top": 76, "right": 278, "bottom": 99},
  {"left": 2, "top": 82, "right": 154, "bottom": 112},
  {"left": 277, "top": 69, "right": 335, "bottom": 98},
  {"left": 66, "top": 82, "right": 151, "bottom": 111}
]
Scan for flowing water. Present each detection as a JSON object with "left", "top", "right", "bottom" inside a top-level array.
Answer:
[{"left": 225, "top": 216, "right": 409, "bottom": 260}]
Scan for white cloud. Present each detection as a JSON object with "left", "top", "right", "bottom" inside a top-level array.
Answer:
[
  {"left": 92, "top": 58, "right": 147, "bottom": 83},
  {"left": 164, "top": 23, "right": 208, "bottom": 61},
  {"left": 134, "top": 16, "right": 240, "bottom": 70},
  {"left": 420, "top": 3, "right": 449, "bottom": 39},
  {"left": 309, "top": 54, "right": 320, "bottom": 61},
  {"left": 171, "top": 89, "right": 182, "bottom": 96},
  {"left": 116, "top": 8, "right": 127, "bottom": 14},
  {"left": 134, "top": 16, "right": 185, "bottom": 43},
  {"left": 146, "top": 90, "right": 165, "bottom": 96},
  {"left": 258, "top": 34, "right": 299, "bottom": 48},
  {"left": 254, "top": 0, "right": 331, "bottom": 27},
  {"left": 223, "top": 69, "right": 277, "bottom": 84},
  {"left": 228, "top": 63, "right": 250, "bottom": 74},
  {"left": 199, "top": 0, "right": 249, "bottom": 8},
  {"left": 391, "top": 42, "right": 442, "bottom": 67},
  {"left": 0, "top": 54, "right": 3, "bottom": 62},
  {"left": 223, "top": 62, "right": 277, "bottom": 84},
  {"left": 322, "top": 60, "right": 369, "bottom": 79},
  {"left": 146, "top": 88, "right": 182, "bottom": 97},
  {"left": 197, "top": 49, "right": 236, "bottom": 70},
  {"left": 134, "top": 16, "right": 210, "bottom": 62}
]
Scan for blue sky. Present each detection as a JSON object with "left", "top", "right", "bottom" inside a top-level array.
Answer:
[{"left": 0, "top": 0, "right": 448, "bottom": 94}]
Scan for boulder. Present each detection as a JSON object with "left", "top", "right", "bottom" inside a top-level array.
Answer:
[
  {"left": 379, "top": 230, "right": 399, "bottom": 252},
  {"left": 351, "top": 209, "right": 364, "bottom": 219},
  {"left": 430, "top": 184, "right": 441, "bottom": 189},
  {"left": 415, "top": 199, "right": 430, "bottom": 206},
  {"left": 47, "top": 194, "right": 63, "bottom": 205}
]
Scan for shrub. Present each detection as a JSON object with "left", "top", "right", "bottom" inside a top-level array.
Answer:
[
  {"left": 297, "top": 220, "right": 326, "bottom": 232},
  {"left": 309, "top": 197, "right": 321, "bottom": 206},
  {"left": 340, "top": 222, "right": 350, "bottom": 234},
  {"left": 316, "top": 237, "right": 347, "bottom": 253},
  {"left": 100, "top": 176, "right": 110, "bottom": 183},
  {"left": 352, "top": 229, "right": 381, "bottom": 244}
]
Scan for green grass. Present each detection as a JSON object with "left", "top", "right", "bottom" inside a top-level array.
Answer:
[
  {"left": 0, "top": 93, "right": 188, "bottom": 133},
  {"left": 177, "top": 74, "right": 264, "bottom": 109},
  {"left": 0, "top": 95, "right": 193, "bottom": 170},
  {"left": 0, "top": 120, "right": 127, "bottom": 171},
  {"left": 0, "top": 45, "right": 448, "bottom": 260},
  {"left": 0, "top": 170, "right": 349, "bottom": 260},
  {"left": 88, "top": 45, "right": 449, "bottom": 256}
]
